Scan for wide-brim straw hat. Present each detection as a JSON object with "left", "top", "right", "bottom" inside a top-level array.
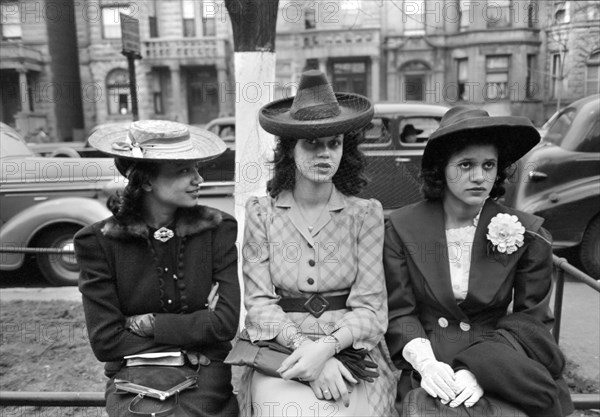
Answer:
[
  {"left": 422, "top": 106, "right": 540, "bottom": 171},
  {"left": 88, "top": 120, "right": 226, "bottom": 162},
  {"left": 259, "top": 70, "right": 373, "bottom": 139}
]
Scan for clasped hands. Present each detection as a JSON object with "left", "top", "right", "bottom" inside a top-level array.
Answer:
[
  {"left": 276, "top": 338, "right": 366, "bottom": 407},
  {"left": 420, "top": 360, "right": 483, "bottom": 408},
  {"left": 125, "top": 282, "right": 219, "bottom": 337}
]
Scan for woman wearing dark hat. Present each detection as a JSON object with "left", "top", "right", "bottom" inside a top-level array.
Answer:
[
  {"left": 74, "top": 120, "right": 240, "bottom": 416},
  {"left": 400, "top": 124, "right": 424, "bottom": 144},
  {"left": 384, "top": 107, "right": 573, "bottom": 416},
  {"left": 239, "top": 70, "right": 398, "bottom": 416}
]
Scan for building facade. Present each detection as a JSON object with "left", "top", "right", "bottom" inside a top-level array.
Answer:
[
  {"left": 1, "top": 0, "right": 598, "bottom": 141},
  {"left": 0, "top": 0, "right": 84, "bottom": 141}
]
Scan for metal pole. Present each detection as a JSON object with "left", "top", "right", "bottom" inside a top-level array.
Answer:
[
  {"left": 552, "top": 261, "right": 565, "bottom": 343},
  {"left": 127, "top": 53, "right": 139, "bottom": 121}
]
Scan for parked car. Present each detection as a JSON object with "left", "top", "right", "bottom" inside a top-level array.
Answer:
[
  {"left": 357, "top": 102, "right": 450, "bottom": 213},
  {"left": 0, "top": 122, "right": 125, "bottom": 286},
  {"left": 510, "top": 94, "right": 600, "bottom": 278},
  {"left": 205, "top": 116, "right": 235, "bottom": 150}
]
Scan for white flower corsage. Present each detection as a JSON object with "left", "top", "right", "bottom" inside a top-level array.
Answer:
[{"left": 486, "top": 213, "right": 525, "bottom": 254}]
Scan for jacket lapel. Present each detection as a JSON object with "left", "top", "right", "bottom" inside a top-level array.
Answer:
[
  {"left": 393, "top": 201, "right": 467, "bottom": 320},
  {"left": 460, "top": 200, "right": 520, "bottom": 312},
  {"left": 275, "top": 191, "right": 315, "bottom": 246}
]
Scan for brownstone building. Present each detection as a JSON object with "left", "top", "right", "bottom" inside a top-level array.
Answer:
[
  {"left": 0, "top": 0, "right": 84, "bottom": 141},
  {"left": 2, "top": 0, "right": 598, "bottom": 140}
]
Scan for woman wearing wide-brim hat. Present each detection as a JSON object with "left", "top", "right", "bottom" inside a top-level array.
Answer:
[
  {"left": 238, "top": 70, "right": 398, "bottom": 416},
  {"left": 384, "top": 106, "right": 574, "bottom": 416},
  {"left": 75, "top": 120, "right": 240, "bottom": 416}
]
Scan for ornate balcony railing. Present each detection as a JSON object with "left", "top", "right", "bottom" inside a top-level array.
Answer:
[
  {"left": 142, "top": 38, "right": 228, "bottom": 63},
  {"left": 0, "top": 42, "right": 43, "bottom": 70}
]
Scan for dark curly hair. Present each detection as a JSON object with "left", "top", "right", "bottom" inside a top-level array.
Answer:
[
  {"left": 266, "top": 129, "right": 368, "bottom": 198},
  {"left": 107, "top": 157, "right": 161, "bottom": 222},
  {"left": 421, "top": 136, "right": 515, "bottom": 200}
]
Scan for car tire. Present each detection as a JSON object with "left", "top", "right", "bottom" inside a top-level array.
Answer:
[
  {"left": 35, "top": 224, "right": 82, "bottom": 286},
  {"left": 580, "top": 215, "right": 600, "bottom": 280},
  {"left": 50, "top": 147, "right": 81, "bottom": 158}
]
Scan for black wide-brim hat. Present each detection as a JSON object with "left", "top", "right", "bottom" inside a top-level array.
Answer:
[
  {"left": 259, "top": 70, "right": 374, "bottom": 139},
  {"left": 88, "top": 120, "right": 226, "bottom": 162},
  {"left": 422, "top": 106, "right": 540, "bottom": 171}
]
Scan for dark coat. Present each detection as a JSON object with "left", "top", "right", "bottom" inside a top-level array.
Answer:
[
  {"left": 384, "top": 199, "right": 554, "bottom": 369},
  {"left": 454, "top": 313, "right": 574, "bottom": 417},
  {"left": 74, "top": 205, "right": 240, "bottom": 376}
]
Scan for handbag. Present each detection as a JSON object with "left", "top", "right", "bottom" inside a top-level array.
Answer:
[
  {"left": 224, "top": 333, "right": 379, "bottom": 382},
  {"left": 113, "top": 354, "right": 200, "bottom": 417}
]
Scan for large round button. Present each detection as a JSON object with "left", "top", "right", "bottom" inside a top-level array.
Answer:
[
  {"left": 459, "top": 322, "right": 471, "bottom": 331},
  {"left": 438, "top": 317, "right": 448, "bottom": 328},
  {"left": 307, "top": 278, "right": 315, "bottom": 285},
  {"left": 308, "top": 259, "right": 315, "bottom": 267}
]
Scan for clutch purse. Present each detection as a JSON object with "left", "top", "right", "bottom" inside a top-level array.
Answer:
[{"left": 224, "top": 334, "right": 290, "bottom": 378}]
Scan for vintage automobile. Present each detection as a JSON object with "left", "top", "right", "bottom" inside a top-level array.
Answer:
[
  {"left": 357, "top": 102, "right": 450, "bottom": 214},
  {"left": 511, "top": 94, "right": 600, "bottom": 278},
  {"left": 0, "top": 122, "right": 124, "bottom": 286}
]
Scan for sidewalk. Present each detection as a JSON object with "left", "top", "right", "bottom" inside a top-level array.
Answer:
[{"left": 1, "top": 281, "right": 599, "bottom": 383}]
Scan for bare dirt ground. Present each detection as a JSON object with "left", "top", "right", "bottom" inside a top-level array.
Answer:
[{"left": 0, "top": 300, "right": 598, "bottom": 416}]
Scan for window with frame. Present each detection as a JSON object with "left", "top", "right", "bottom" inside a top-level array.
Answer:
[
  {"left": 526, "top": 54, "right": 536, "bottom": 99},
  {"left": 585, "top": 50, "right": 600, "bottom": 95},
  {"left": 486, "top": 0, "right": 512, "bottom": 28},
  {"left": 485, "top": 56, "right": 510, "bottom": 100},
  {"left": 182, "top": 0, "right": 196, "bottom": 37},
  {"left": 403, "top": 0, "right": 425, "bottom": 35},
  {"left": 1, "top": 1, "right": 22, "bottom": 39},
  {"left": 459, "top": 0, "right": 472, "bottom": 30},
  {"left": 148, "top": 0, "right": 158, "bottom": 38},
  {"left": 399, "top": 117, "right": 441, "bottom": 145},
  {"left": 202, "top": 0, "right": 216, "bottom": 36},
  {"left": 551, "top": 53, "right": 563, "bottom": 99},
  {"left": 304, "top": 4, "right": 316, "bottom": 29},
  {"left": 553, "top": 1, "right": 568, "bottom": 23},
  {"left": 456, "top": 58, "right": 468, "bottom": 101},
  {"left": 102, "top": 5, "right": 133, "bottom": 39},
  {"left": 332, "top": 61, "right": 367, "bottom": 97},
  {"left": 106, "top": 69, "right": 131, "bottom": 115},
  {"left": 362, "top": 117, "right": 392, "bottom": 148},
  {"left": 527, "top": 0, "right": 536, "bottom": 27}
]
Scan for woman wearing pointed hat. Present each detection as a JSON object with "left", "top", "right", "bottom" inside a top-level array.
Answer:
[
  {"left": 237, "top": 70, "right": 398, "bottom": 416},
  {"left": 384, "top": 106, "right": 573, "bottom": 416},
  {"left": 75, "top": 120, "right": 240, "bottom": 416}
]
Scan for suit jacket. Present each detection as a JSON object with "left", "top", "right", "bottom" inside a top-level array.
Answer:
[
  {"left": 75, "top": 205, "right": 240, "bottom": 376},
  {"left": 384, "top": 198, "right": 554, "bottom": 369}
]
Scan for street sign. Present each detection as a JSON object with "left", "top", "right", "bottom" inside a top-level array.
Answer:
[{"left": 120, "top": 13, "right": 141, "bottom": 57}]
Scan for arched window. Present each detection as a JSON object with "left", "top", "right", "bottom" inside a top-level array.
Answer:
[
  {"left": 586, "top": 50, "right": 600, "bottom": 95},
  {"left": 400, "top": 61, "right": 430, "bottom": 101},
  {"left": 106, "top": 69, "right": 130, "bottom": 115}
]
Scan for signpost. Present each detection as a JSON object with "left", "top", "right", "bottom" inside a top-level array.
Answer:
[{"left": 120, "top": 13, "right": 142, "bottom": 121}]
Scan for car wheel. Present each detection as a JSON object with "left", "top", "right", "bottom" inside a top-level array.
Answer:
[
  {"left": 50, "top": 147, "right": 81, "bottom": 158},
  {"left": 35, "top": 225, "right": 82, "bottom": 286},
  {"left": 580, "top": 215, "right": 600, "bottom": 279}
]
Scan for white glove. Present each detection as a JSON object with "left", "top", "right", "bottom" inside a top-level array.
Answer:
[
  {"left": 403, "top": 338, "right": 456, "bottom": 402},
  {"left": 449, "top": 369, "right": 484, "bottom": 408}
]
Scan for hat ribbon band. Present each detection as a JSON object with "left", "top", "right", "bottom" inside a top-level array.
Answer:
[{"left": 111, "top": 132, "right": 194, "bottom": 157}]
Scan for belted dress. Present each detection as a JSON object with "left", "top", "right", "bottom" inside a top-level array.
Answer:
[{"left": 239, "top": 188, "right": 398, "bottom": 416}]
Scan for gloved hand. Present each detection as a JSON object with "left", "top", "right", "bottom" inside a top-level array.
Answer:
[
  {"left": 125, "top": 314, "right": 155, "bottom": 337},
  {"left": 335, "top": 347, "right": 379, "bottom": 382},
  {"left": 449, "top": 369, "right": 484, "bottom": 408},
  {"left": 419, "top": 359, "right": 457, "bottom": 402},
  {"left": 403, "top": 338, "right": 456, "bottom": 402}
]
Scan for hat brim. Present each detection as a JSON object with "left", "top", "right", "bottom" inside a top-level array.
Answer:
[
  {"left": 422, "top": 116, "right": 540, "bottom": 170},
  {"left": 259, "top": 93, "right": 374, "bottom": 139},
  {"left": 88, "top": 123, "right": 227, "bottom": 162}
]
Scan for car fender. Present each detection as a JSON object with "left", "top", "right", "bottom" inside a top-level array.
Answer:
[
  {"left": 0, "top": 197, "right": 111, "bottom": 270},
  {"left": 517, "top": 176, "right": 600, "bottom": 247}
]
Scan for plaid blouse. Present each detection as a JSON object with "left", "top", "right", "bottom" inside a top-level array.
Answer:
[{"left": 242, "top": 188, "right": 388, "bottom": 350}]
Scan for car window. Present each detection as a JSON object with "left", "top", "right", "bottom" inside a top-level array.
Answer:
[
  {"left": 398, "top": 117, "right": 440, "bottom": 145},
  {"left": 575, "top": 120, "right": 600, "bottom": 153},
  {"left": 362, "top": 117, "right": 392, "bottom": 148},
  {"left": 543, "top": 108, "right": 576, "bottom": 146}
]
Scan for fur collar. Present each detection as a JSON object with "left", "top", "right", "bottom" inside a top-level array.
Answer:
[{"left": 101, "top": 205, "right": 223, "bottom": 240}]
